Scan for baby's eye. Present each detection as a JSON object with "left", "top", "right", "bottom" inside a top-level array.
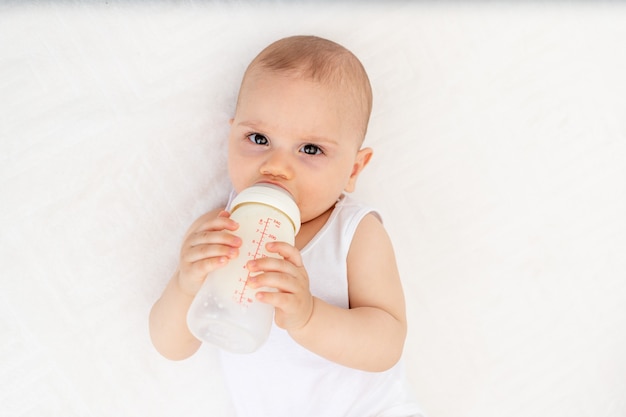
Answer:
[
  {"left": 247, "top": 133, "right": 269, "bottom": 146},
  {"left": 300, "top": 144, "right": 323, "bottom": 155}
]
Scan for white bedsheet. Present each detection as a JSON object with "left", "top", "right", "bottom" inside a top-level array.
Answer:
[{"left": 1, "top": 2, "right": 625, "bottom": 417}]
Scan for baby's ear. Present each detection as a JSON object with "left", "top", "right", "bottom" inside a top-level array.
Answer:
[{"left": 345, "top": 147, "right": 373, "bottom": 193}]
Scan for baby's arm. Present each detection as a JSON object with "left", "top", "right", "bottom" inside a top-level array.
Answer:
[
  {"left": 149, "top": 209, "right": 242, "bottom": 360},
  {"left": 295, "top": 213, "right": 406, "bottom": 371},
  {"left": 249, "top": 213, "right": 407, "bottom": 372}
]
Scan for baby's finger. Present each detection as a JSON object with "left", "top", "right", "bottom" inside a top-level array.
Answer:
[
  {"left": 255, "top": 286, "right": 314, "bottom": 331},
  {"left": 194, "top": 214, "right": 240, "bottom": 233},
  {"left": 246, "top": 256, "right": 291, "bottom": 275},
  {"left": 187, "top": 229, "right": 241, "bottom": 249},
  {"left": 183, "top": 242, "right": 239, "bottom": 264},
  {"left": 265, "top": 241, "right": 303, "bottom": 267},
  {"left": 255, "top": 288, "right": 289, "bottom": 307},
  {"left": 248, "top": 270, "right": 294, "bottom": 293},
  {"left": 187, "top": 255, "right": 230, "bottom": 275},
  {"left": 178, "top": 256, "right": 230, "bottom": 295}
]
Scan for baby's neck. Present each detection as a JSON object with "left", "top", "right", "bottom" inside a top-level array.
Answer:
[{"left": 295, "top": 205, "right": 335, "bottom": 250}]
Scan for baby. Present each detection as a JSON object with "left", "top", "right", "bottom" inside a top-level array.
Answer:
[{"left": 150, "top": 35, "right": 422, "bottom": 417}]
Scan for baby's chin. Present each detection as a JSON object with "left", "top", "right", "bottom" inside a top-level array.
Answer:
[{"left": 299, "top": 203, "right": 337, "bottom": 224}]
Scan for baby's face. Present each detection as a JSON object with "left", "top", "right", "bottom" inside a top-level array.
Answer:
[{"left": 228, "top": 70, "right": 368, "bottom": 223}]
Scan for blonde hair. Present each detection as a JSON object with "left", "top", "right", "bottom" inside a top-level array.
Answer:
[{"left": 238, "top": 35, "right": 373, "bottom": 139}]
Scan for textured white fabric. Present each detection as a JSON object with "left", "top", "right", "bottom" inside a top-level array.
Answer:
[{"left": 219, "top": 194, "right": 422, "bottom": 417}]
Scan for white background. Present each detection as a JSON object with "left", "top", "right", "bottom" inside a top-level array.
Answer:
[{"left": 1, "top": 2, "right": 625, "bottom": 416}]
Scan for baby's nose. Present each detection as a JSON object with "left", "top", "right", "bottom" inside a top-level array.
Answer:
[{"left": 260, "top": 152, "right": 293, "bottom": 179}]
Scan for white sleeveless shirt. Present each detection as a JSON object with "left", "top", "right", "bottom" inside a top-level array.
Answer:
[{"left": 219, "top": 193, "right": 423, "bottom": 417}]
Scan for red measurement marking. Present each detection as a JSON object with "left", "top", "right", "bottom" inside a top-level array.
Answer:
[{"left": 236, "top": 217, "right": 278, "bottom": 305}]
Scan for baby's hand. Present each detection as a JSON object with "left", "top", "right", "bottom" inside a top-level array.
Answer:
[
  {"left": 246, "top": 242, "right": 314, "bottom": 331},
  {"left": 177, "top": 210, "right": 241, "bottom": 296}
]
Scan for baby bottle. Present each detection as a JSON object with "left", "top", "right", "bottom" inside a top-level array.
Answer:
[{"left": 187, "top": 184, "right": 301, "bottom": 353}]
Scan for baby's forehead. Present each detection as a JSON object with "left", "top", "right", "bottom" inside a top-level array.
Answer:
[
  {"left": 246, "top": 61, "right": 360, "bottom": 88},
  {"left": 243, "top": 65, "right": 367, "bottom": 109},
  {"left": 242, "top": 68, "right": 367, "bottom": 122}
]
